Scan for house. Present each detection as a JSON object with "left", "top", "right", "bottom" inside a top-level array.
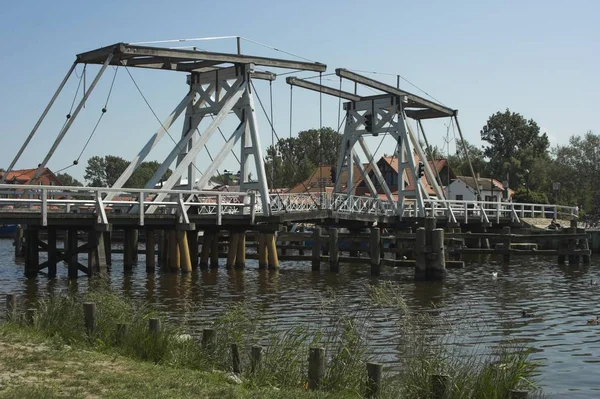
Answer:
[
  {"left": 445, "top": 175, "right": 513, "bottom": 202},
  {"left": 355, "top": 156, "right": 456, "bottom": 199},
  {"left": 0, "top": 168, "right": 63, "bottom": 186},
  {"left": 288, "top": 163, "right": 369, "bottom": 194}
]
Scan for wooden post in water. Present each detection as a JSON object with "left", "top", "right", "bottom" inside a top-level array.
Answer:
[
  {"left": 370, "top": 227, "right": 381, "bottom": 276},
  {"left": 231, "top": 343, "right": 241, "bottom": 373},
  {"left": 87, "top": 230, "right": 99, "bottom": 277},
  {"left": 366, "top": 362, "right": 382, "bottom": 398},
  {"left": 258, "top": 233, "right": 268, "bottom": 269},
  {"left": 202, "top": 328, "right": 215, "bottom": 350},
  {"left": 266, "top": 233, "right": 279, "bottom": 269},
  {"left": 251, "top": 345, "right": 263, "bottom": 373},
  {"left": 146, "top": 229, "right": 156, "bottom": 273},
  {"left": 430, "top": 229, "right": 447, "bottom": 280},
  {"left": 431, "top": 374, "right": 450, "bottom": 398},
  {"left": 5, "top": 294, "right": 16, "bottom": 321},
  {"left": 26, "top": 308, "right": 36, "bottom": 326},
  {"left": 124, "top": 229, "right": 135, "bottom": 272},
  {"left": 312, "top": 227, "right": 321, "bottom": 271},
  {"left": 167, "top": 230, "right": 180, "bottom": 271},
  {"left": 502, "top": 226, "right": 511, "bottom": 263},
  {"left": 226, "top": 232, "right": 239, "bottom": 269},
  {"left": 14, "top": 225, "right": 24, "bottom": 258},
  {"left": 509, "top": 390, "right": 529, "bottom": 399},
  {"left": 188, "top": 230, "right": 199, "bottom": 270},
  {"left": 103, "top": 230, "right": 112, "bottom": 267},
  {"left": 298, "top": 225, "right": 305, "bottom": 256},
  {"left": 149, "top": 318, "right": 161, "bottom": 336},
  {"left": 199, "top": 232, "right": 211, "bottom": 269},
  {"left": 83, "top": 302, "right": 96, "bottom": 335},
  {"left": 414, "top": 227, "right": 427, "bottom": 280},
  {"left": 178, "top": 230, "right": 192, "bottom": 272},
  {"left": 308, "top": 347, "right": 325, "bottom": 390},
  {"left": 579, "top": 228, "right": 591, "bottom": 264},
  {"left": 210, "top": 232, "right": 219, "bottom": 269},
  {"left": 235, "top": 230, "right": 246, "bottom": 269},
  {"left": 329, "top": 228, "right": 339, "bottom": 272},
  {"left": 25, "top": 227, "right": 39, "bottom": 278},
  {"left": 132, "top": 229, "right": 139, "bottom": 262},
  {"left": 568, "top": 220, "right": 579, "bottom": 264},
  {"left": 67, "top": 228, "right": 79, "bottom": 279}
]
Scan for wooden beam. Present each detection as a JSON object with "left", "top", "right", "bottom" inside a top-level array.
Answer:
[
  {"left": 77, "top": 43, "right": 327, "bottom": 72},
  {"left": 286, "top": 77, "right": 360, "bottom": 101},
  {"left": 335, "top": 68, "right": 455, "bottom": 117}
]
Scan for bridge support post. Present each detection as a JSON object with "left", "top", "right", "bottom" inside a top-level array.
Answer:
[
  {"left": 210, "top": 232, "right": 219, "bottom": 269},
  {"left": 370, "top": 227, "right": 381, "bottom": 276},
  {"left": 349, "top": 229, "right": 361, "bottom": 257},
  {"left": 14, "top": 225, "right": 24, "bottom": 258},
  {"left": 502, "top": 226, "right": 511, "bottom": 263},
  {"left": 132, "top": 229, "right": 139, "bottom": 262},
  {"left": 178, "top": 230, "right": 192, "bottom": 272},
  {"left": 199, "top": 233, "right": 211, "bottom": 269},
  {"left": 87, "top": 230, "right": 98, "bottom": 277},
  {"left": 103, "top": 231, "right": 112, "bottom": 266},
  {"left": 25, "top": 227, "right": 39, "bottom": 278},
  {"left": 167, "top": 230, "right": 180, "bottom": 271},
  {"left": 67, "top": 228, "right": 79, "bottom": 279},
  {"left": 47, "top": 227, "right": 57, "bottom": 278},
  {"left": 258, "top": 234, "right": 268, "bottom": 269},
  {"left": 311, "top": 227, "right": 321, "bottom": 271},
  {"left": 579, "top": 228, "right": 591, "bottom": 264},
  {"left": 329, "top": 228, "right": 339, "bottom": 272},
  {"left": 146, "top": 229, "right": 156, "bottom": 273},
  {"left": 267, "top": 233, "right": 279, "bottom": 269},
  {"left": 235, "top": 231, "right": 246, "bottom": 269},
  {"left": 124, "top": 229, "right": 136, "bottom": 272},
  {"left": 568, "top": 220, "right": 579, "bottom": 264},
  {"left": 188, "top": 230, "right": 199, "bottom": 270},
  {"left": 415, "top": 227, "right": 426, "bottom": 280},
  {"left": 430, "top": 229, "right": 447, "bottom": 280},
  {"left": 226, "top": 232, "right": 240, "bottom": 269},
  {"left": 298, "top": 225, "right": 305, "bottom": 256}
]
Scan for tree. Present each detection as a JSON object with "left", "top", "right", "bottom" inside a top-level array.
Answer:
[
  {"left": 264, "top": 127, "right": 342, "bottom": 188},
  {"left": 480, "top": 109, "right": 549, "bottom": 189},
  {"left": 447, "top": 139, "right": 488, "bottom": 177},
  {"left": 84, "top": 156, "right": 171, "bottom": 188},
  {"left": 55, "top": 172, "right": 83, "bottom": 187}
]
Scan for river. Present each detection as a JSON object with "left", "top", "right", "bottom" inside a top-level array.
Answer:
[{"left": 0, "top": 238, "right": 599, "bottom": 398}]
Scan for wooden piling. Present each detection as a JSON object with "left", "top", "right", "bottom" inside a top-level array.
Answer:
[
  {"left": 47, "top": 227, "right": 57, "bottom": 278},
  {"left": 202, "top": 328, "right": 215, "bottom": 350},
  {"left": 415, "top": 227, "right": 427, "bottom": 280},
  {"left": 199, "top": 232, "right": 211, "bottom": 269},
  {"left": 366, "top": 362, "right": 383, "bottom": 398},
  {"left": 132, "top": 229, "right": 139, "bottom": 262},
  {"left": 14, "top": 225, "right": 24, "bottom": 258},
  {"left": 178, "top": 230, "right": 192, "bottom": 272},
  {"left": 87, "top": 230, "right": 99, "bottom": 276},
  {"left": 311, "top": 227, "right": 321, "bottom": 271},
  {"left": 149, "top": 318, "right": 161, "bottom": 336},
  {"left": 308, "top": 347, "right": 325, "bottom": 390},
  {"left": 231, "top": 343, "right": 242, "bottom": 373},
  {"left": 431, "top": 374, "right": 450, "bottom": 398},
  {"left": 329, "top": 228, "right": 339, "bottom": 272},
  {"left": 502, "top": 226, "right": 511, "bottom": 263},
  {"left": 298, "top": 225, "right": 306, "bottom": 256},
  {"left": 83, "top": 302, "right": 96, "bottom": 335},
  {"left": 67, "top": 229, "right": 79, "bottom": 279},
  {"left": 258, "top": 234, "right": 268, "bottom": 269},
  {"left": 235, "top": 231, "right": 246, "bottom": 269},
  {"left": 146, "top": 229, "right": 156, "bottom": 273},
  {"left": 124, "top": 229, "right": 135, "bottom": 272},
  {"left": 210, "top": 232, "right": 219, "bottom": 269},
  {"left": 251, "top": 345, "right": 263, "bottom": 373},
  {"left": 266, "top": 233, "right": 280, "bottom": 269},
  {"left": 167, "top": 230, "right": 180, "bottom": 271},
  {"left": 370, "top": 227, "right": 381, "bottom": 276},
  {"left": 226, "top": 232, "right": 239, "bottom": 269},
  {"left": 25, "top": 227, "right": 39, "bottom": 278},
  {"left": 188, "top": 230, "right": 199, "bottom": 269},
  {"left": 6, "top": 294, "right": 16, "bottom": 321},
  {"left": 26, "top": 308, "right": 36, "bottom": 326},
  {"left": 580, "top": 228, "right": 591, "bottom": 264},
  {"left": 103, "top": 230, "right": 112, "bottom": 266},
  {"left": 430, "top": 228, "right": 447, "bottom": 280}
]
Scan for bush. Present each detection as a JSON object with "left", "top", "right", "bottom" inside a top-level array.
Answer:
[{"left": 512, "top": 187, "right": 549, "bottom": 204}]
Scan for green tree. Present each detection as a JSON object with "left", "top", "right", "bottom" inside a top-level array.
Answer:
[
  {"left": 55, "top": 172, "right": 83, "bottom": 187},
  {"left": 265, "top": 127, "right": 342, "bottom": 188},
  {"left": 84, "top": 156, "right": 171, "bottom": 188},
  {"left": 447, "top": 139, "right": 488, "bottom": 177},
  {"left": 127, "top": 161, "right": 172, "bottom": 189},
  {"left": 480, "top": 109, "right": 549, "bottom": 189}
]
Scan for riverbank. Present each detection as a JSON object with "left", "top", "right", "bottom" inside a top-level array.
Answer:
[{"left": 0, "top": 324, "right": 338, "bottom": 399}]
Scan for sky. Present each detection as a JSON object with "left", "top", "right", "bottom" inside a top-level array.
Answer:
[{"left": 1, "top": 0, "right": 598, "bottom": 184}]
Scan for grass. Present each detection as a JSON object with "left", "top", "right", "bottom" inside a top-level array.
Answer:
[{"left": 0, "top": 284, "right": 544, "bottom": 398}]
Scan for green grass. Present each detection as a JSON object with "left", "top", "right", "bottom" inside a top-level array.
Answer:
[{"left": 0, "top": 284, "right": 544, "bottom": 398}]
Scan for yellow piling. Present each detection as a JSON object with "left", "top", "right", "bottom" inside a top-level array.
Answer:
[
  {"left": 226, "top": 232, "right": 239, "bottom": 269},
  {"left": 258, "top": 234, "right": 268, "bottom": 269},
  {"left": 266, "top": 233, "right": 279, "bottom": 269},
  {"left": 199, "top": 233, "right": 211, "bottom": 269},
  {"left": 168, "top": 230, "right": 180, "bottom": 271},
  {"left": 236, "top": 231, "right": 246, "bottom": 269},
  {"left": 178, "top": 230, "right": 192, "bottom": 272}
]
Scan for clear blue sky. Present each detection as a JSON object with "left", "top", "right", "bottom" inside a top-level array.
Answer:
[{"left": 1, "top": 0, "right": 598, "bottom": 183}]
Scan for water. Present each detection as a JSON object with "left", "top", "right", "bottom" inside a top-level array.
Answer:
[{"left": 1, "top": 239, "right": 600, "bottom": 398}]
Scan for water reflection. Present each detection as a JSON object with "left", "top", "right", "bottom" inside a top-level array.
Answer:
[{"left": 1, "top": 239, "right": 600, "bottom": 398}]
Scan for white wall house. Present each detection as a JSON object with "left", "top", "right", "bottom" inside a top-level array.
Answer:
[{"left": 444, "top": 176, "right": 511, "bottom": 202}]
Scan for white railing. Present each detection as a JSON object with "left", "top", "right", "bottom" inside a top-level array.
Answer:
[
  {"left": 0, "top": 184, "right": 578, "bottom": 225},
  {"left": 0, "top": 184, "right": 255, "bottom": 226}
]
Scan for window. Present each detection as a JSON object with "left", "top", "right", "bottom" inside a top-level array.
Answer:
[{"left": 455, "top": 194, "right": 463, "bottom": 201}]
